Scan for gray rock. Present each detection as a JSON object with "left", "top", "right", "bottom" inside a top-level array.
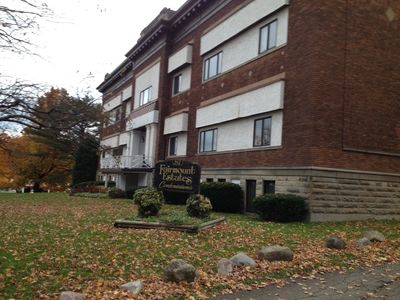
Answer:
[
  {"left": 356, "top": 237, "right": 372, "bottom": 247},
  {"left": 121, "top": 280, "right": 143, "bottom": 295},
  {"left": 217, "top": 258, "right": 233, "bottom": 275},
  {"left": 164, "top": 259, "right": 196, "bottom": 282},
  {"left": 258, "top": 245, "right": 294, "bottom": 261},
  {"left": 363, "top": 230, "right": 385, "bottom": 242},
  {"left": 230, "top": 252, "right": 256, "bottom": 267},
  {"left": 325, "top": 236, "right": 346, "bottom": 249},
  {"left": 59, "top": 292, "right": 84, "bottom": 300}
]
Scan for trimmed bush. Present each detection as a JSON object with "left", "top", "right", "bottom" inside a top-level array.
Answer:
[
  {"left": 186, "top": 194, "right": 212, "bottom": 218},
  {"left": 108, "top": 188, "right": 126, "bottom": 199},
  {"left": 253, "top": 193, "right": 309, "bottom": 223},
  {"left": 133, "top": 187, "right": 164, "bottom": 217},
  {"left": 163, "top": 191, "right": 190, "bottom": 205},
  {"left": 126, "top": 186, "right": 146, "bottom": 199},
  {"left": 200, "top": 182, "right": 243, "bottom": 213}
]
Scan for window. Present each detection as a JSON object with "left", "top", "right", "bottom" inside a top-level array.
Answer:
[
  {"left": 263, "top": 180, "right": 276, "bottom": 194},
  {"left": 139, "top": 86, "right": 152, "bottom": 106},
  {"left": 231, "top": 179, "right": 241, "bottom": 185},
  {"left": 199, "top": 129, "right": 217, "bottom": 152},
  {"left": 253, "top": 117, "right": 272, "bottom": 147},
  {"left": 173, "top": 74, "right": 182, "bottom": 95},
  {"left": 112, "top": 146, "right": 123, "bottom": 157},
  {"left": 218, "top": 178, "right": 226, "bottom": 183},
  {"left": 203, "top": 52, "right": 222, "bottom": 80},
  {"left": 108, "top": 107, "right": 121, "bottom": 125},
  {"left": 206, "top": 178, "right": 214, "bottom": 182},
  {"left": 169, "top": 136, "right": 177, "bottom": 156},
  {"left": 259, "top": 20, "right": 278, "bottom": 53}
]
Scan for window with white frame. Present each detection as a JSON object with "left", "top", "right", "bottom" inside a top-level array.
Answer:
[
  {"left": 259, "top": 20, "right": 278, "bottom": 53},
  {"left": 172, "top": 74, "right": 182, "bottom": 95},
  {"left": 253, "top": 117, "right": 272, "bottom": 147},
  {"left": 199, "top": 128, "right": 217, "bottom": 152},
  {"left": 169, "top": 136, "right": 178, "bottom": 156},
  {"left": 139, "top": 86, "right": 152, "bottom": 106},
  {"left": 203, "top": 52, "right": 222, "bottom": 81}
]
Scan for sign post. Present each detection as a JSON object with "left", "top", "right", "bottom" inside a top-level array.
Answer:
[{"left": 153, "top": 160, "right": 201, "bottom": 194}]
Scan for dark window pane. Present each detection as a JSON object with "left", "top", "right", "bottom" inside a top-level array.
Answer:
[
  {"left": 204, "top": 52, "right": 222, "bottom": 80},
  {"left": 254, "top": 119, "right": 263, "bottom": 146},
  {"left": 263, "top": 180, "right": 276, "bottom": 194},
  {"left": 262, "top": 117, "right": 272, "bottom": 146},
  {"left": 254, "top": 117, "right": 272, "bottom": 147},
  {"left": 169, "top": 137, "right": 177, "bottom": 156},
  {"left": 199, "top": 129, "right": 217, "bottom": 152},
  {"left": 206, "top": 178, "right": 214, "bottom": 182},
  {"left": 259, "top": 20, "right": 278, "bottom": 53},
  {"left": 173, "top": 74, "right": 181, "bottom": 95}
]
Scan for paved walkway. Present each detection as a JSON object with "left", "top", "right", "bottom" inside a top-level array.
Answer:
[{"left": 210, "top": 264, "right": 400, "bottom": 300}]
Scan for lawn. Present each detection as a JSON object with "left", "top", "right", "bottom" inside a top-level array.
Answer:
[{"left": 0, "top": 193, "right": 399, "bottom": 299}]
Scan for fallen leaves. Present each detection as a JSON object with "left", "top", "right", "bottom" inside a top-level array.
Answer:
[{"left": 0, "top": 193, "right": 400, "bottom": 299}]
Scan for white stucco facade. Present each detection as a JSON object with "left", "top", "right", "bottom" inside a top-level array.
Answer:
[
  {"left": 200, "top": 0, "right": 289, "bottom": 55},
  {"left": 196, "top": 81, "right": 284, "bottom": 128},
  {"left": 168, "top": 45, "right": 193, "bottom": 73},
  {"left": 103, "top": 95, "right": 121, "bottom": 112},
  {"left": 100, "top": 135, "right": 119, "bottom": 148},
  {"left": 205, "top": 8, "right": 288, "bottom": 74},
  {"left": 126, "top": 111, "right": 159, "bottom": 130},
  {"left": 122, "top": 85, "right": 132, "bottom": 101},
  {"left": 164, "top": 112, "right": 189, "bottom": 135},
  {"left": 134, "top": 61, "right": 160, "bottom": 109},
  {"left": 202, "top": 111, "right": 283, "bottom": 152}
]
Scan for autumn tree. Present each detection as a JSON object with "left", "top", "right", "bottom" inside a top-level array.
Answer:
[
  {"left": 26, "top": 88, "right": 103, "bottom": 187},
  {"left": 0, "top": 134, "right": 73, "bottom": 191}
]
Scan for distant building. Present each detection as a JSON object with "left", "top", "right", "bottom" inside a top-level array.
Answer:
[{"left": 97, "top": 0, "right": 400, "bottom": 221}]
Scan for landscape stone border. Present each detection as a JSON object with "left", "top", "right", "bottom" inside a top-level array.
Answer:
[{"left": 114, "top": 217, "right": 225, "bottom": 233}]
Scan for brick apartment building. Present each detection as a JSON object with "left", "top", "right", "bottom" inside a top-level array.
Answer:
[{"left": 97, "top": 0, "right": 400, "bottom": 221}]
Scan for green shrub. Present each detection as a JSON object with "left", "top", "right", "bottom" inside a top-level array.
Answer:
[
  {"left": 126, "top": 187, "right": 146, "bottom": 199},
  {"left": 253, "top": 193, "right": 309, "bottom": 223},
  {"left": 133, "top": 187, "right": 164, "bottom": 217},
  {"left": 200, "top": 182, "right": 243, "bottom": 213},
  {"left": 186, "top": 194, "right": 212, "bottom": 218},
  {"left": 108, "top": 188, "right": 126, "bottom": 199},
  {"left": 163, "top": 191, "right": 190, "bottom": 205}
]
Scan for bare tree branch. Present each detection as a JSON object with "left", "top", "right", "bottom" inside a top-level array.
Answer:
[{"left": 0, "top": 0, "right": 51, "bottom": 54}]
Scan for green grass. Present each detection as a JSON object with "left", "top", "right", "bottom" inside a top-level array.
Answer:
[{"left": 0, "top": 193, "right": 399, "bottom": 299}]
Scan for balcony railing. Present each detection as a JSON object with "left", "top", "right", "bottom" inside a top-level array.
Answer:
[{"left": 100, "top": 155, "right": 153, "bottom": 170}]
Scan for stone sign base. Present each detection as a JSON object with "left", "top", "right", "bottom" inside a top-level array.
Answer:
[{"left": 114, "top": 217, "right": 225, "bottom": 233}]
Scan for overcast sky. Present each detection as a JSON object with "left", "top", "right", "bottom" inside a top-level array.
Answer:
[{"left": 1, "top": 0, "right": 187, "bottom": 99}]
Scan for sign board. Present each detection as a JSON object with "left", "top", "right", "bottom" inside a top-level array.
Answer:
[{"left": 153, "top": 160, "right": 201, "bottom": 194}]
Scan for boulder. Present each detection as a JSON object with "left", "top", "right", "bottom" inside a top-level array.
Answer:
[
  {"left": 258, "top": 245, "right": 294, "bottom": 261},
  {"left": 164, "top": 259, "right": 196, "bottom": 282},
  {"left": 325, "top": 237, "right": 346, "bottom": 249},
  {"left": 217, "top": 258, "right": 233, "bottom": 276},
  {"left": 230, "top": 252, "right": 256, "bottom": 267},
  {"left": 121, "top": 280, "right": 143, "bottom": 295},
  {"left": 356, "top": 237, "right": 372, "bottom": 247},
  {"left": 59, "top": 292, "right": 84, "bottom": 300},
  {"left": 363, "top": 230, "right": 385, "bottom": 242}
]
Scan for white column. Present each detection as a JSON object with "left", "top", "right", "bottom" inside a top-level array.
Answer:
[
  {"left": 144, "top": 125, "right": 151, "bottom": 158},
  {"left": 149, "top": 123, "right": 158, "bottom": 164}
]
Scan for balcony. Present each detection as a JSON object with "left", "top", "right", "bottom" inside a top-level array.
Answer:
[{"left": 100, "top": 155, "right": 153, "bottom": 172}]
